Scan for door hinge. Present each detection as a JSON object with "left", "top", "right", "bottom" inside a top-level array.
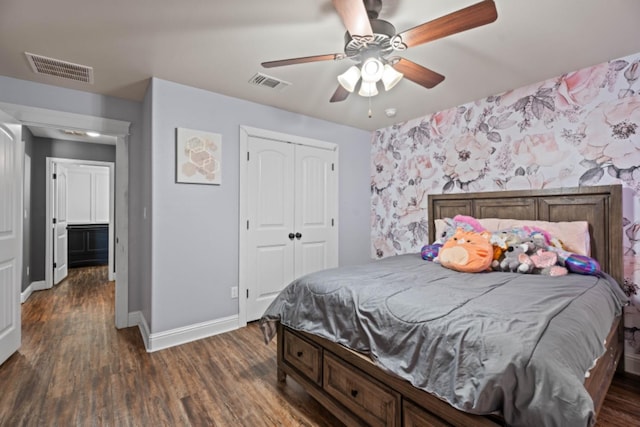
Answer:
[
  {"left": 331, "top": 218, "right": 334, "bottom": 227},
  {"left": 52, "top": 173, "right": 57, "bottom": 179},
  {"left": 246, "top": 289, "right": 249, "bottom": 298},
  {"left": 331, "top": 163, "right": 334, "bottom": 171},
  {"left": 53, "top": 262, "right": 57, "bottom": 268},
  {"left": 247, "top": 220, "right": 249, "bottom": 230},
  {"left": 52, "top": 218, "right": 57, "bottom": 224},
  {"left": 247, "top": 152, "right": 250, "bottom": 161}
]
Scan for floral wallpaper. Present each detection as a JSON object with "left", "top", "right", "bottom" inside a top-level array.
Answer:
[{"left": 371, "top": 52, "right": 640, "bottom": 371}]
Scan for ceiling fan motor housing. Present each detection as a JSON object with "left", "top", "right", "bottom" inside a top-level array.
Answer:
[{"left": 344, "top": 19, "right": 396, "bottom": 61}]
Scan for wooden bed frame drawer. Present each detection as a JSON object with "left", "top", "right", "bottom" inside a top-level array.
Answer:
[
  {"left": 323, "top": 352, "right": 401, "bottom": 427},
  {"left": 283, "top": 329, "right": 322, "bottom": 385},
  {"left": 403, "top": 399, "right": 451, "bottom": 427}
]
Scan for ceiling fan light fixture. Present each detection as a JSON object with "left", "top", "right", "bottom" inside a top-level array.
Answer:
[
  {"left": 358, "top": 81, "right": 379, "bottom": 97},
  {"left": 381, "top": 64, "right": 403, "bottom": 91},
  {"left": 360, "top": 58, "right": 384, "bottom": 83},
  {"left": 337, "top": 66, "right": 361, "bottom": 92}
]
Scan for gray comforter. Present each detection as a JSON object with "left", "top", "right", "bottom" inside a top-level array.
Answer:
[{"left": 261, "top": 254, "right": 627, "bottom": 427}]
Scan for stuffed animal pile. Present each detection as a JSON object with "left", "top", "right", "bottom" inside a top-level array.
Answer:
[{"left": 422, "top": 215, "right": 601, "bottom": 276}]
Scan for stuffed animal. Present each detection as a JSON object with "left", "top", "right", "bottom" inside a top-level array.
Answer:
[
  {"left": 523, "top": 248, "right": 568, "bottom": 276},
  {"left": 421, "top": 243, "right": 442, "bottom": 261},
  {"left": 499, "top": 237, "right": 532, "bottom": 272},
  {"left": 437, "top": 228, "right": 494, "bottom": 273}
]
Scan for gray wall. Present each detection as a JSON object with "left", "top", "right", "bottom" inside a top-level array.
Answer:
[
  {"left": 1, "top": 74, "right": 372, "bottom": 337},
  {"left": 28, "top": 138, "right": 115, "bottom": 283},
  {"left": 0, "top": 75, "right": 144, "bottom": 309},
  {"left": 21, "top": 128, "right": 33, "bottom": 291},
  {"left": 150, "top": 78, "right": 371, "bottom": 333}
]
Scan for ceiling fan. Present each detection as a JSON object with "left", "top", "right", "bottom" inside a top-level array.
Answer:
[{"left": 262, "top": 0, "right": 498, "bottom": 103}]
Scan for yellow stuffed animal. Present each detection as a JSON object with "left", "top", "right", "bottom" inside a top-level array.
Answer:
[{"left": 437, "top": 228, "right": 494, "bottom": 273}]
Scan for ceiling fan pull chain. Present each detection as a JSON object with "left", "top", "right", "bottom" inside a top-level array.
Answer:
[{"left": 368, "top": 95, "right": 373, "bottom": 118}]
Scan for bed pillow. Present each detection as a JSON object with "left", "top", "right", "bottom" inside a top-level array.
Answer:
[{"left": 434, "top": 218, "right": 590, "bottom": 256}]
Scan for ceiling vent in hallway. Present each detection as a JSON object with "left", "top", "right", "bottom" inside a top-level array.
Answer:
[
  {"left": 249, "top": 73, "right": 290, "bottom": 91},
  {"left": 25, "top": 52, "right": 94, "bottom": 84}
]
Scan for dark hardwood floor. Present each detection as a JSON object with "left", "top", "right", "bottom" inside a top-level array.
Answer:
[{"left": 1, "top": 266, "right": 638, "bottom": 426}]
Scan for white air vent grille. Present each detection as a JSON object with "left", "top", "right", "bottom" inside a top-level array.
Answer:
[
  {"left": 25, "top": 52, "right": 94, "bottom": 84},
  {"left": 249, "top": 73, "right": 290, "bottom": 91}
]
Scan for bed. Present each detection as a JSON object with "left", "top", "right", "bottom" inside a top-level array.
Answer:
[{"left": 260, "top": 185, "right": 626, "bottom": 427}]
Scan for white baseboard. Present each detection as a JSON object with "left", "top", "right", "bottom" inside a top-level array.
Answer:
[
  {"left": 625, "top": 353, "right": 640, "bottom": 376},
  {"left": 128, "top": 311, "right": 150, "bottom": 350},
  {"left": 146, "top": 315, "right": 239, "bottom": 353},
  {"left": 20, "top": 280, "right": 48, "bottom": 303}
]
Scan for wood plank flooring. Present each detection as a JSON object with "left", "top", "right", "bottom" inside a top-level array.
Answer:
[{"left": 1, "top": 266, "right": 639, "bottom": 426}]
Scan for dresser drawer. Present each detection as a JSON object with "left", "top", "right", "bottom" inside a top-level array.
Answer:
[
  {"left": 283, "top": 329, "right": 322, "bottom": 385},
  {"left": 323, "top": 352, "right": 400, "bottom": 427},
  {"left": 403, "top": 399, "right": 451, "bottom": 427}
]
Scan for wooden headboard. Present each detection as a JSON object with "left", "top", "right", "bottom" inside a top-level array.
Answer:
[{"left": 427, "top": 185, "right": 623, "bottom": 284}]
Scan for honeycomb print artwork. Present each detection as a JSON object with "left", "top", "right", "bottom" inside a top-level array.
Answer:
[{"left": 176, "top": 128, "right": 222, "bottom": 185}]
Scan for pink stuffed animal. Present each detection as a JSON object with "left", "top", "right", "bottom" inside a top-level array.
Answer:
[{"left": 529, "top": 249, "right": 568, "bottom": 276}]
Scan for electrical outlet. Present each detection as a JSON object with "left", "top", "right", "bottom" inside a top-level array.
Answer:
[{"left": 231, "top": 286, "right": 238, "bottom": 299}]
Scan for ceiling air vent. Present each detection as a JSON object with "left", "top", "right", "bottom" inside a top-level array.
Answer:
[
  {"left": 249, "top": 73, "right": 290, "bottom": 91},
  {"left": 25, "top": 52, "right": 94, "bottom": 84}
]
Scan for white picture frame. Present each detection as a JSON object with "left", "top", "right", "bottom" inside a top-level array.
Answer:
[{"left": 175, "top": 127, "right": 222, "bottom": 185}]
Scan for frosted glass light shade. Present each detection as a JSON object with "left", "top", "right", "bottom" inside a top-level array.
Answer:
[
  {"left": 337, "top": 66, "right": 361, "bottom": 92},
  {"left": 358, "top": 81, "right": 379, "bottom": 97},
  {"left": 360, "top": 58, "right": 384, "bottom": 83},
  {"left": 382, "top": 64, "right": 403, "bottom": 91}
]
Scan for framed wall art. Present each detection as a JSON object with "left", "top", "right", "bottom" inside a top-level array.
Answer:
[{"left": 175, "top": 127, "right": 222, "bottom": 185}]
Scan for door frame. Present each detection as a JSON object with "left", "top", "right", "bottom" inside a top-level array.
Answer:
[
  {"left": 45, "top": 158, "right": 115, "bottom": 288},
  {"left": 238, "top": 125, "right": 338, "bottom": 327},
  {"left": 0, "top": 102, "right": 130, "bottom": 329}
]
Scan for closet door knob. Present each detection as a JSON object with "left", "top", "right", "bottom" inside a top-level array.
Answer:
[
  {"left": 295, "top": 232, "right": 302, "bottom": 240},
  {"left": 288, "top": 233, "right": 295, "bottom": 240}
]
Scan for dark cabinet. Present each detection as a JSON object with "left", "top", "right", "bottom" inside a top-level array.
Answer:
[{"left": 68, "top": 224, "right": 109, "bottom": 268}]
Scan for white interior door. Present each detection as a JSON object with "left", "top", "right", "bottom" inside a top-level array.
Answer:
[
  {"left": 246, "top": 137, "right": 295, "bottom": 321},
  {"left": 0, "top": 115, "right": 22, "bottom": 366},
  {"left": 53, "top": 163, "right": 68, "bottom": 285},
  {"left": 294, "top": 145, "right": 338, "bottom": 277}
]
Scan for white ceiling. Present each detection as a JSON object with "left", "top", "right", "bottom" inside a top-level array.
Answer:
[{"left": 1, "top": 0, "right": 640, "bottom": 132}]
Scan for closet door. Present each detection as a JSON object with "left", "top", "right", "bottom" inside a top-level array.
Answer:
[
  {"left": 294, "top": 144, "right": 338, "bottom": 278},
  {"left": 246, "top": 137, "right": 295, "bottom": 321}
]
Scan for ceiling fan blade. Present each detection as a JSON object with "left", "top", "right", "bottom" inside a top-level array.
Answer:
[
  {"left": 396, "top": 0, "right": 497, "bottom": 48},
  {"left": 330, "top": 85, "right": 350, "bottom": 103},
  {"left": 332, "top": 0, "right": 374, "bottom": 38},
  {"left": 262, "top": 54, "right": 343, "bottom": 68},
  {"left": 393, "top": 59, "right": 445, "bottom": 89}
]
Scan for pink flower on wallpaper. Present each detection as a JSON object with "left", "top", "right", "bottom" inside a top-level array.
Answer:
[
  {"left": 557, "top": 63, "right": 609, "bottom": 108},
  {"left": 512, "top": 133, "right": 564, "bottom": 167},
  {"left": 442, "top": 133, "right": 492, "bottom": 183},
  {"left": 505, "top": 174, "right": 545, "bottom": 190},
  {"left": 372, "top": 151, "right": 395, "bottom": 191},
  {"left": 396, "top": 184, "right": 428, "bottom": 226},
  {"left": 580, "top": 96, "right": 640, "bottom": 169},
  {"left": 405, "top": 155, "right": 436, "bottom": 182},
  {"left": 430, "top": 108, "right": 458, "bottom": 138}
]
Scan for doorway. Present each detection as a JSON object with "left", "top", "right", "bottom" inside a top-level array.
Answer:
[
  {"left": 0, "top": 101, "right": 130, "bottom": 329},
  {"left": 44, "top": 158, "right": 115, "bottom": 288}
]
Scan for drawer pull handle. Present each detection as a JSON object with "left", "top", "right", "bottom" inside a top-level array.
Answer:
[
  {"left": 350, "top": 389, "right": 358, "bottom": 398},
  {"left": 296, "top": 351, "right": 303, "bottom": 357}
]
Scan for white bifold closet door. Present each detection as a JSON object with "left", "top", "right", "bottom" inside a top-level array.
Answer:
[{"left": 246, "top": 136, "right": 337, "bottom": 322}]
